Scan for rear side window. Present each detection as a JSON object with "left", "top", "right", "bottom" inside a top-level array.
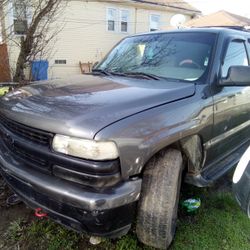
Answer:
[{"left": 222, "top": 41, "right": 248, "bottom": 78}]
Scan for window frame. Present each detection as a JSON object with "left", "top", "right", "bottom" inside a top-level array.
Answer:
[
  {"left": 246, "top": 38, "right": 250, "bottom": 61},
  {"left": 106, "top": 7, "right": 131, "bottom": 33},
  {"left": 106, "top": 7, "right": 118, "bottom": 32},
  {"left": 221, "top": 38, "right": 249, "bottom": 78},
  {"left": 149, "top": 13, "right": 161, "bottom": 32},
  {"left": 120, "top": 9, "right": 130, "bottom": 33},
  {"left": 10, "top": 0, "right": 32, "bottom": 36}
]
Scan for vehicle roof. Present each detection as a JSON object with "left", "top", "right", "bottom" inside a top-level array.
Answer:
[{"left": 131, "top": 27, "right": 250, "bottom": 38}]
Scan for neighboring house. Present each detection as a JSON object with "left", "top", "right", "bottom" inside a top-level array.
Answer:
[
  {"left": 1, "top": 0, "right": 200, "bottom": 80},
  {"left": 185, "top": 10, "right": 250, "bottom": 30}
]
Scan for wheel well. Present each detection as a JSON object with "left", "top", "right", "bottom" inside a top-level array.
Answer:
[
  {"left": 141, "top": 135, "right": 204, "bottom": 176},
  {"left": 179, "top": 135, "right": 204, "bottom": 175}
]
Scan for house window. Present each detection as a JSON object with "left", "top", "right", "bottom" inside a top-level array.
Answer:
[
  {"left": 107, "top": 8, "right": 117, "bottom": 31},
  {"left": 13, "top": 1, "right": 28, "bottom": 35},
  {"left": 55, "top": 60, "right": 67, "bottom": 64},
  {"left": 120, "top": 10, "right": 129, "bottom": 32},
  {"left": 150, "top": 14, "right": 160, "bottom": 32}
]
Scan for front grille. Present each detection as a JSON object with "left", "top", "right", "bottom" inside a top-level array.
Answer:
[
  {"left": 4, "top": 141, "right": 51, "bottom": 173},
  {"left": 13, "top": 144, "right": 48, "bottom": 167},
  {"left": 0, "top": 115, "right": 52, "bottom": 146},
  {"left": 0, "top": 115, "right": 53, "bottom": 172}
]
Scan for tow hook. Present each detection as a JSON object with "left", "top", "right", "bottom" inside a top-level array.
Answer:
[{"left": 34, "top": 208, "right": 48, "bottom": 218}]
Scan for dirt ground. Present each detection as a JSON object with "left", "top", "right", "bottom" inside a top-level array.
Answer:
[{"left": 0, "top": 178, "right": 32, "bottom": 248}]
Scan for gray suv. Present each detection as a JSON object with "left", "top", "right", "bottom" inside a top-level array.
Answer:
[{"left": 0, "top": 28, "right": 250, "bottom": 249}]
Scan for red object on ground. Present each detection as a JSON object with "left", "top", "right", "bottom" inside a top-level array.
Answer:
[{"left": 34, "top": 208, "right": 48, "bottom": 218}]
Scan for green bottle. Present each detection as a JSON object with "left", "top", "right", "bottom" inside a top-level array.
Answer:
[{"left": 182, "top": 198, "right": 201, "bottom": 213}]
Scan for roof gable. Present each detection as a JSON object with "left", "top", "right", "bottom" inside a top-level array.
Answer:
[{"left": 185, "top": 10, "right": 250, "bottom": 27}]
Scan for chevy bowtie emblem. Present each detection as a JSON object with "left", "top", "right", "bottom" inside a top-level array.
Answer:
[{"left": 3, "top": 132, "right": 15, "bottom": 146}]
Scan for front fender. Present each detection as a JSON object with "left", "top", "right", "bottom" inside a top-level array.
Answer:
[{"left": 95, "top": 85, "right": 213, "bottom": 179}]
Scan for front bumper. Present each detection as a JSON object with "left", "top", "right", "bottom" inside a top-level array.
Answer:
[{"left": 0, "top": 150, "right": 141, "bottom": 236}]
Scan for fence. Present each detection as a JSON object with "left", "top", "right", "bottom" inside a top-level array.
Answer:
[{"left": 0, "top": 43, "right": 11, "bottom": 82}]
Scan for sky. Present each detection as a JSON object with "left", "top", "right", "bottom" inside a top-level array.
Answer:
[{"left": 186, "top": 0, "right": 250, "bottom": 17}]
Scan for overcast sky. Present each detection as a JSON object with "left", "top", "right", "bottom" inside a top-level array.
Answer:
[{"left": 186, "top": 0, "right": 250, "bottom": 17}]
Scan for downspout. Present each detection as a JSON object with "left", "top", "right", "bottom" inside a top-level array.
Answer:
[{"left": 134, "top": 7, "right": 138, "bottom": 34}]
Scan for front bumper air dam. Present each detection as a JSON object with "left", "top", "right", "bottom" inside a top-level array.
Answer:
[{"left": 0, "top": 153, "right": 141, "bottom": 237}]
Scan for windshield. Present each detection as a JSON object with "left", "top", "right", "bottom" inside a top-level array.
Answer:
[{"left": 96, "top": 32, "right": 216, "bottom": 81}]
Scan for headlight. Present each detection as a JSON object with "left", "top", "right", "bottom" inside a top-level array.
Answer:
[
  {"left": 3, "top": 88, "right": 32, "bottom": 101},
  {"left": 52, "top": 134, "right": 119, "bottom": 160}
]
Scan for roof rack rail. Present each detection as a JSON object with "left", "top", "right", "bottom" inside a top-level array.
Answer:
[{"left": 192, "top": 26, "right": 250, "bottom": 32}]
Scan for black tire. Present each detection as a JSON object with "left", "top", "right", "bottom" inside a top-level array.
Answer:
[
  {"left": 247, "top": 193, "right": 250, "bottom": 218},
  {"left": 136, "top": 148, "right": 183, "bottom": 249}
]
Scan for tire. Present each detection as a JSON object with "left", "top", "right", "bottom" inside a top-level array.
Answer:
[
  {"left": 247, "top": 193, "right": 250, "bottom": 218},
  {"left": 136, "top": 148, "right": 183, "bottom": 249}
]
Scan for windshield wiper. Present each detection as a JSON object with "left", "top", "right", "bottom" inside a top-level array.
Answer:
[
  {"left": 110, "top": 71, "right": 161, "bottom": 80},
  {"left": 92, "top": 68, "right": 111, "bottom": 76},
  {"left": 121, "top": 71, "right": 161, "bottom": 80},
  {"left": 92, "top": 69, "right": 161, "bottom": 80}
]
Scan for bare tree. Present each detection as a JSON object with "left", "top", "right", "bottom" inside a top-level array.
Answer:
[
  {"left": 1, "top": 0, "right": 66, "bottom": 83},
  {"left": 14, "top": 0, "right": 66, "bottom": 82}
]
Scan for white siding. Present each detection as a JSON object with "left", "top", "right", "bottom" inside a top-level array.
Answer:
[
  {"left": 48, "top": 1, "right": 136, "bottom": 79},
  {"left": 4, "top": 1, "right": 194, "bottom": 80}
]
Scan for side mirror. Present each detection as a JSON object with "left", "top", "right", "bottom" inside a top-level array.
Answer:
[{"left": 220, "top": 66, "right": 250, "bottom": 86}]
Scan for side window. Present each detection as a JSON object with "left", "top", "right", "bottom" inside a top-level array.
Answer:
[{"left": 222, "top": 41, "right": 248, "bottom": 78}]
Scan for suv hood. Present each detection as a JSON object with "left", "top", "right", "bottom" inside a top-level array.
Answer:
[{"left": 1, "top": 75, "right": 195, "bottom": 139}]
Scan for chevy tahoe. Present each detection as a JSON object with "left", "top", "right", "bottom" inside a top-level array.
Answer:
[{"left": 0, "top": 28, "right": 250, "bottom": 249}]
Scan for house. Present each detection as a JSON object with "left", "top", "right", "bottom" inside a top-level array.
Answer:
[
  {"left": 0, "top": 0, "right": 200, "bottom": 80},
  {"left": 185, "top": 10, "right": 250, "bottom": 30}
]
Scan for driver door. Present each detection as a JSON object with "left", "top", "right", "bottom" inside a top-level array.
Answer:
[{"left": 210, "top": 39, "right": 250, "bottom": 163}]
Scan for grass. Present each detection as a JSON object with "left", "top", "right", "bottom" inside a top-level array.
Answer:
[
  {"left": 171, "top": 191, "right": 250, "bottom": 250},
  {"left": 5, "top": 218, "right": 24, "bottom": 242},
  {"left": 3, "top": 183, "right": 250, "bottom": 250}
]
